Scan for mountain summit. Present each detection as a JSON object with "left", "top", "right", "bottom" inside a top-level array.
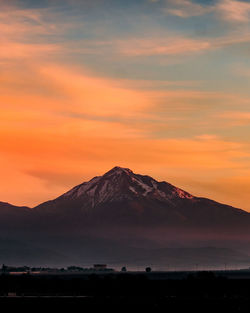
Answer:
[{"left": 61, "top": 166, "right": 193, "bottom": 207}]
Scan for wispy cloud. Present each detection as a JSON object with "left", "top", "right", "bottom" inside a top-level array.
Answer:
[
  {"left": 114, "top": 31, "right": 250, "bottom": 57},
  {"left": 0, "top": 6, "right": 66, "bottom": 61},
  {"left": 216, "top": 0, "right": 250, "bottom": 23},
  {"left": 116, "top": 37, "right": 211, "bottom": 56},
  {"left": 159, "top": 0, "right": 250, "bottom": 23},
  {"left": 0, "top": 7, "right": 61, "bottom": 39},
  {"left": 220, "top": 111, "right": 250, "bottom": 126},
  {"left": 0, "top": 42, "right": 59, "bottom": 59},
  {"left": 163, "top": 0, "right": 213, "bottom": 18}
]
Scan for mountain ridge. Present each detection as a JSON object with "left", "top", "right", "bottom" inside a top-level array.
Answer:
[
  {"left": 1, "top": 166, "right": 249, "bottom": 229},
  {"left": 32, "top": 166, "right": 249, "bottom": 230}
]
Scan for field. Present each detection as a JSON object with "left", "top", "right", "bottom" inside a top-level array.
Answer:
[{"left": 1, "top": 270, "right": 250, "bottom": 311}]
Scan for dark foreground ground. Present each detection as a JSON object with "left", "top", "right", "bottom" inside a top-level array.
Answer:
[{"left": 2, "top": 271, "right": 250, "bottom": 312}]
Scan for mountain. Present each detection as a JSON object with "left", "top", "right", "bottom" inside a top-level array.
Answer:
[
  {"left": 0, "top": 201, "right": 30, "bottom": 213},
  {"left": 1, "top": 166, "right": 250, "bottom": 268},
  {"left": 34, "top": 166, "right": 250, "bottom": 231},
  {"left": 0, "top": 201, "right": 30, "bottom": 229}
]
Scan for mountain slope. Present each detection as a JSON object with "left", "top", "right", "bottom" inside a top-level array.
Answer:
[
  {"left": 0, "top": 201, "right": 30, "bottom": 223},
  {"left": 0, "top": 201, "right": 30, "bottom": 212}
]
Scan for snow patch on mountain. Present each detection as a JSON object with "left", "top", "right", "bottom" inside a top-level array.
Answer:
[
  {"left": 151, "top": 181, "right": 168, "bottom": 199},
  {"left": 129, "top": 186, "right": 138, "bottom": 194},
  {"left": 63, "top": 176, "right": 101, "bottom": 199},
  {"left": 130, "top": 176, "right": 152, "bottom": 196},
  {"left": 172, "top": 187, "right": 193, "bottom": 199}
]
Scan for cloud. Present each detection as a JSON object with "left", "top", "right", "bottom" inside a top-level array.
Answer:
[
  {"left": 1, "top": 0, "right": 250, "bottom": 63},
  {"left": 38, "top": 65, "right": 155, "bottom": 119},
  {"left": 0, "top": 62, "right": 230, "bottom": 134},
  {"left": 1, "top": 60, "right": 250, "bottom": 207},
  {"left": 220, "top": 111, "right": 250, "bottom": 126},
  {"left": 0, "top": 42, "right": 59, "bottom": 59},
  {"left": 159, "top": 0, "right": 250, "bottom": 24},
  {"left": 117, "top": 37, "right": 211, "bottom": 56},
  {"left": 1, "top": 1, "right": 250, "bottom": 211},
  {"left": 114, "top": 30, "right": 250, "bottom": 57},
  {"left": 0, "top": 6, "right": 67, "bottom": 61},
  {"left": 195, "top": 134, "right": 220, "bottom": 141},
  {"left": 0, "top": 7, "right": 63, "bottom": 39},
  {"left": 163, "top": 0, "right": 213, "bottom": 18},
  {"left": 0, "top": 63, "right": 159, "bottom": 143},
  {"left": 216, "top": 0, "right": 250, "bottom": 23}
]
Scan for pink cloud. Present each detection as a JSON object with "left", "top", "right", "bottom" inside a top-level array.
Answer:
[
  {"left": 216, "top": 0, "right": 250, "bottom": 23},
  {"left": 159, "top": 0, "right": 250, "bottom": 24}
]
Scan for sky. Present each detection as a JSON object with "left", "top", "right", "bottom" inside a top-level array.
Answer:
[{"left": 1, "top": 0, "right": 250, "bottom": 210}]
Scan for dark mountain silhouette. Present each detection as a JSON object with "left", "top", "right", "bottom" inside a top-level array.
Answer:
[
  {"left": 1, "top": 166, "right": 250, "bottom": 268},
  {"left": 0, "top": 201, "right": 30, "bottom": 213},
  {"left": 34, "top": 166, "right": 250, "bottom": 231},
  {"left": 0, "top": 201, "right": 31, "bottom": 231}
]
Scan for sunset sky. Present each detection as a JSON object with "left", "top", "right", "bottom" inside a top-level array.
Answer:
[{"left": 1, "top": 0, "right": 250, "bottom": 210}]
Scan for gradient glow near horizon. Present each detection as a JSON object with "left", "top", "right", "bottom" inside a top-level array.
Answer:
[{"left": 1, "top": 0, "right": 250, "bottom": 210}]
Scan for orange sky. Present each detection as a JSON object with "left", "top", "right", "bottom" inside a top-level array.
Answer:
[{"left": 1, "top": 0, "right": 250, "bottom": 210}]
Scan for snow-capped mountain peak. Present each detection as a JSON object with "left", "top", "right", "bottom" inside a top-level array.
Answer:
[
  {"left": 104, "top": 166, "right": 133, "bottom": 176},
  {"left": 61, "top": 166, "right": 194, "bottom": 207}
]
